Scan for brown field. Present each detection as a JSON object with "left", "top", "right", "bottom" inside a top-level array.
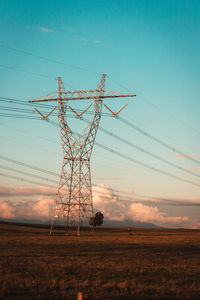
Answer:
[{"left": 0, "top": 223, "right": 200, "bottom": 300}]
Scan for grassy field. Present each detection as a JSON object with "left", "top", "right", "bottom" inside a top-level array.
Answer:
[{"left": 0, "top": 222, "right": 200, "bottom": 300}]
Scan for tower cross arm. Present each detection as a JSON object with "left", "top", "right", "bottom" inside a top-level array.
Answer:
[{"left": 28, "top": 89, "right": 136, "bottom": 103}]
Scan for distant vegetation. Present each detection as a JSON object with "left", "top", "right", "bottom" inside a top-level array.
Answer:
[
  {"left": 89, "top": 211, "right": 104, "bottom": 227},
  {"left": 0, "top": 222, "right": 200, "bottom": 299}
]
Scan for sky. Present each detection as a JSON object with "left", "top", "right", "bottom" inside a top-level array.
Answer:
[{"left": 0, "top": 0, "right": 200, "bottom": 228}]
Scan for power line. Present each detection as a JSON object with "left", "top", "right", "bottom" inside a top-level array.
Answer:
[
  {"left": 0, "top": 64, "right": 55, "bottom": 80},
  {"left": 82, "top": 118, "right": 200, "bottom": 179},
  {"left": 1, "top": 96, "right": 198, "bottom": 171},
  {"left": 0, "top": 120, "right": 146, "bottom": 176},
  {"left": 133, "top": 193, "right": 200, "bottom": 207},
  {"left": 138, "top": 95, "right": 200, "bottom": 137},
  {"left": 46, "top": 118, "right": 200, "bottom": 188},
  {"left": 1, "top": 107, "right": 199, "bottom": 188},
  {"left": 1, "top": 170, "right": 199, "bottom": 207},
  {"left": 0, "top": 121, "right": 58, "bottom": 145},
  {"left": 94, "top": 141, "right": 200, "bottom": 188},
  {"left": 0, "top": 96, "right": 112, "bottom": 117},
  {"left": 0, "top": 171, "right": 55, "bottom": 188},
  {"left": 1, "top": 43, "right": 199, "bottom": 137},
  {"left": 0, "top": 44, "right": 101, "bottom": 76},
  {"left": 0, "top": 161, "right": 130, "bottom": 200},
  {"left": 0, "top": 165, "right": 131, "bottom": 202},
  {"left": 0, "top": 105, "right": 35, "bottom": 113},
  {"left": 0, "top": 96, "right": 56, "bottom": 108},
  {"left": 0, "top": 113, "right": 42, "bottom": 120},
  {"left": 9, "top": 94, "right": 196, "bottom": 173},
  {"left": 0, "top": 148, "right": 199, "bottom": 207},
  {"left": 107, "top": 76, "right": 200, "bottom": 137},
  {"left": 0, "top": 155, "right": 59, "bottom": 177},
  {"left": 1, "top": 98, "right": 200, "bottom": 188},
  {"left": 119, "top": 116, "right": 200, "bottom": 167},
  {"left": 0, "top": 165, "right": 58, "bottom": 184},
  {"left": 1, "top": 96, "right": 199, "bottom": 166},
  {"left": 2, "top": 117, "right": 199, "bottom": 190},
  {"left": 0, "top": 65, "right": 75, "bottom": 90},
  {"left": 0, "top": 135, "right": 59, "bottom": 157}
]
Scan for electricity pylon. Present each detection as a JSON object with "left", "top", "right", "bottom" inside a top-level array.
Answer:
[{"left": 29, "top": 74, "right": 135, "bottom": 235}]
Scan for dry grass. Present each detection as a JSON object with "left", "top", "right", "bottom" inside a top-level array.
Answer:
[{"left": 0, "top": 222, "right": 200, "bottom": 299}]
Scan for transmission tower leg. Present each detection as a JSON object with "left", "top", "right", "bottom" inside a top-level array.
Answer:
[
  {"left": 50, "top": 205, "right": 57, "bottom": 235},
  {"left": 66, "top": 211, "right": 70, "bottom": 234},
  {"left": 64, "top": 215, "right": 68, "bottom": 235}
]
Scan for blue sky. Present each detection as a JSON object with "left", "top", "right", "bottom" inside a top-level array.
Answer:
[{"left": 0, "top": 0, "right": 200, "bottom": 227}]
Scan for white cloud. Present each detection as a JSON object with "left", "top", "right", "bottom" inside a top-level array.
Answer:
[
  {"left": 186, "top": 168, "right": 199, "bottom": 173},
  {"left": 0, "top": 185, "right": 55, "bottom": 220},
  {"left": 38, "top": 27, "right": 58, "bottom": 34},
  {"left": 93, "top": 184, "right": 128, "bottom": 221},
  {"left": 94, "top": 176, "right": 120, "bottom": 181},
  {"left": 0, "top": 197, "right": 54, "bottom": 221},
  {"left": 24, "top": 25, "right": 58, "bottom": 34},
  {"left": 79, "top": 38, "right": 88, "bottom": 42},
  {"left": 173, "top": 153, "right": 190, "bottom": 159},
  {"left": 0, "top": 184, "right": 198, "bottom": 228},
  {"left": 128, "top": 203, "right": 188, "bottom": 226},
  {"left": 127, "top": 190, "right": 134, "bottom": 195},
  {"left": 31, "top": 196, "right": 54, "bottom": 219},
  {"left": 71, "top": 37, "right": 88, "bottom": 42},
  {"left": 93, "top": 184, "right": 191, "bottom": 227},
  {"left": 62, "top": 26, "right": 74, "bottom": 31},
  {"left": 0, "top": 185, "right": 56, "bottom": 197},
  {"left": 173, "top": 153, "right": 200, "bottom": 160},
  {"left": 0, "top": 201, "right": 15, "bottom": 219}
]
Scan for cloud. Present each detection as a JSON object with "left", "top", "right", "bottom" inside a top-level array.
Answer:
[
  {"left": 127, "top": 203, "right": 188, "bottom": 226},
  {"left": 93, "top": 185, "right": 190, "bottom": 227},
  {"left": 94, "top": 176, "right": 120, "bottom": 181},
  {"left": 127, "top": 190, "right": 134, "bottom": 195},
  {"left": 62, "top": 26, "right": 74, "bottom": 31},
  {"left": 24, "top": 25, "right": 58, "bottom": 34},
  {"left": 186, "top": 168, "right": 199, "bottom": 173},
  {"left": 70, "top": 37, "right": 88, "bottom": 42},
  {"left": 133, "top": 194, "right": 200, "bottom": 207},
  {"left": 173, "top": 153, "right": 190, "bottom": 159},
  {"left": 0, "top": 201, "right": 15, "bottom": 219},
  {"left": 0, "top": 185, "right": 56, "bottom": 197},
  {"left": 70, "top": 37, "right": 101, "bottom": 43},
  {"left": 37, "top": 27, "right": 58, "bottom": 34},
  {"left": 93, "top": 184, "right": 128, "bottom": 221},
  {"left": 31, "top": 196, "right": 54, "bottom": 218},
  {"left": 0, "top": 197, "right": 54, "bottom": 221},
  {"left": 173, "top": 153, "right": 200, "bottom": 160},
  {"left": 78, "top": 38, "right": 88, "bottom": 42},
  {"left": 0, "top": 184, "right": 198, "bottom": 228}
]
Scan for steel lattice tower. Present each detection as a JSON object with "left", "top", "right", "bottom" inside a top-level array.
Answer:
[{"left": 29, "top": 74, "right": 135, "bottom": 235}]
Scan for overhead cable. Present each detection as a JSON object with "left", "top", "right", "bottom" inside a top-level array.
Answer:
[
  {"left": 0, "top": 171, "right": 55, "bottom": 188},
  {"left": 0, "top": 155, "right": 59, "bottom": 177},
  {"left": 94, "top": 141, "right": 200, "bottom": 188},
  {"left": 0, "top": 165, "right": 58, "bottom": 184},
  {"left": 0, "top": 44, "right": 101, "bottom": 76},
  {"left": 119, "top": 117, "right": 200, "bottom": 166},
  {"left": 82, "top": 117, "right": 200, "bottom": 179}
]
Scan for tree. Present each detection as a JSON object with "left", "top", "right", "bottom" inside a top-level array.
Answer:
[{"left": 89, "top": 212, "right": 104, "bottom": 227}]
